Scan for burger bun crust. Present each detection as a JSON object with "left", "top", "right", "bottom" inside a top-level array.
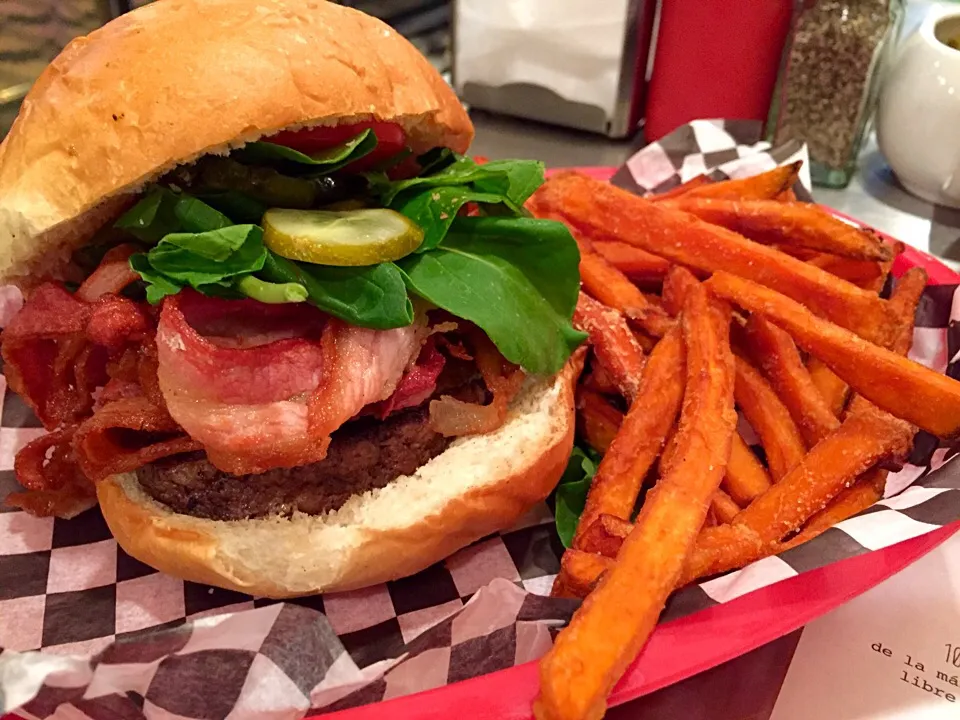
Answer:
[
  {"left": 0, "top": 0, "right": 472, "bottom": 283},
  {"left": 96, "top": 352, "right": 583, "bottom": 597}
]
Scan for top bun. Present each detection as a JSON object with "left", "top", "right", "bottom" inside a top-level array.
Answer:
[{"left": 0, "top": 0, "right": 473, "bottom": 283}]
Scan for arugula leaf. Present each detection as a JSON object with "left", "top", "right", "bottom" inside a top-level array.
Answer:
[
  {"left": 116, "top": 188, "right": 236, "bottom": 241},
  {"left": 416, "top": 147, "right": 455, "bottom": 175},
  {"left": 472, "top": 159, "right": 545, "bottom": 206},
  {"left": 396, "top": 216, "right": 585, "bottom": 374},
  {"left": 233, "top": 129, "right": 377, "bottom": 176},
  {"left": 143, "top": 225, "right": 267, "bottom": 288},
  {"left": 260, "top": 252, "right": 414, "bottom": 329},
  {"left": 173, "top": 195, "right": 234, "bottom": 232},
  {"left": 369, "top": 154, "right": 544, "bottom": 214},
  {"left": 129, "top": 254, "right": 183, "bottom": 304},
  {"left": 115, "top": 188, "right": 181, "bottom": 243},
  {"left": 554, "top": 446, "right": 599, "bottom": 548},
  {"left": 391, "top": 186, "right": 508, "bottom": 251},
  {"left": 368, "top": 155, "right": 492, "bottom": 205}
]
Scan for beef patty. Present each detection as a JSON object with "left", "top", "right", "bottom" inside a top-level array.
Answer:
[{"left": 137, "top": 407, "right": 450, "bottom": 520}]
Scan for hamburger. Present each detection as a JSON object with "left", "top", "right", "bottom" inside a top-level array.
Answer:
[{"left": 0, "top": 0, "right": 585, "bottom": 597}]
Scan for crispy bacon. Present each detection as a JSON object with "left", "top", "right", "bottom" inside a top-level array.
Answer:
[
  {"left": 5, "top": 483, "right": 97, "bottom": 519},
  {"left": 6, "top": 427, "right": 95, "bottom": 519},
  {"left": 86, "top": 296, "right": 151, "bottom": 349},
  {"left": 156, "top": 292, "right": 423, "bottom": 475},
  {"left": 73, "top": 396, "right": 202, "bottom": 481},
  {"left": 2, "top": 284, "right": 94, "bottom": 428},
  {"left": 370, "top": 338, "right": 446, "bottom": 419},
  {"left": 14, "top": 427, "right": 79, "bottom": 491},
  {"left": 429, "top": 329, "right": 525, "bottom": 436},
  {"left": 76, "top": 244, "right": 140, "bottom": 302}
]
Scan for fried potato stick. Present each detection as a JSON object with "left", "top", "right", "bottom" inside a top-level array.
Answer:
[
  {"left": 711, "top": 489, "right": 742, "bottom": 524},
  {"left": 782, "top": 467, "right": 887, "bottom": 549},
  {"left": 647, "top": 174, "right": 711, "bottom": 202},
  {"left": 593, "top": 241, "right": 673, "bottom": 283},
  {"left": 707, "top": 271, "right": 960, "bottom": 438},
  {"left": 579, "top": 249, "right": 675, "bottom": 337},
  {"left": 733, "top": 407, "right": 914, "bottom": 545},
  {"left": 680, "top": 162, "right": 803, "bottom": 202},
  {"left": 677, "top": 524, "right": 765, "bottom": 587},
  {"left": 531, "top": 172, "right": 892, "bottom": 345},
  {"left": 808, "top": 247, "right": 902, "bottom": 291},
  {"left": 662, "top": 266, "right": 775, "bottom": 497},
  {"left": 734, "top": 357, "right": 806, "bottom": 481},
  {"left": 667, "top": 199, "right": 893, "bottom": 262},
  {"left": 552, "top": 550, "right": 615, "bottom": 599},
  {"left": 723, "top": 432, "right": 773, "bottom": 505},
  {"left": 576, "top": 513, "right": 634, "bottom": 558},
  {"left": 680, "top": 410, "right": 913, "bottom": 584},
  {"left": 846, "top": 267, "right": 927, "bottom": 416},
  {"left": 572, "top": 328, "right": 686, "bottom": 549},
  {"left": 744, "top": 316, "right": 840, "bottom": 447},
  {"left": 574, "top": 293, "right": 646, "bottom": 402},
  {"left": 577, "top": 389, "right": 623, "bottom": 454},
  {"left": 536, "top": 283, "right": 737, "bottom": 720},
  {"left": 789, "top": 269, "right": 926, "bottom": 547},
  {"left": 662, "top": 265, "right": 701, "bottom": 317},
  {"left": 807, "top": 359, "right": 850, "bottom": 417}
]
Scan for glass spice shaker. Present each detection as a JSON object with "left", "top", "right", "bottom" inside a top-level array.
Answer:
[{"left": 767, "top": 0, "right": 904, "bottom": 188}]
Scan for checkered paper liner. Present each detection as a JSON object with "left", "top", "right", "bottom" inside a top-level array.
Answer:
[{"left": 2, "top": 119, "right": 960, "bottom": 719}]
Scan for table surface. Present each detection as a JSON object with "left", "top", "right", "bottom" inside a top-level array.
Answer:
[{"left": 469, "top": 110, "right": 960, "bottom": 273}]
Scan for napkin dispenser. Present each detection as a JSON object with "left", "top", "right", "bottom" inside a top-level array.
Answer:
[{"left": 452, "top": 0, "right": 655, "bottom": 138}]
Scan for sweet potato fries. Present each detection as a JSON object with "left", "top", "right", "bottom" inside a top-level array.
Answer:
[
  {"left": 527, "top": 165, "right": 955, "bottom": 720},
  {"left": 537, "top": 284, "right": 736, "bottom": 720}
]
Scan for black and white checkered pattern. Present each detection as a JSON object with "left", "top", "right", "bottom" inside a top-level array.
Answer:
[{"left": 3, "top": 120, "right": 960, "bottom": 719}]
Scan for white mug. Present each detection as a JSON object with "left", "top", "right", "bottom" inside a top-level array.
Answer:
[{"left": 876, "top": 8, "right": 960, "bottom": 208}]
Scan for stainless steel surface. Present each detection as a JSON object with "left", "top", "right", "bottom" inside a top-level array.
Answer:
[
  {"left": 471, "top": 110, "right": 960, "bottom": 271},
  {"left": 453, "top": 0, "right": 652, "bottom": 138}
]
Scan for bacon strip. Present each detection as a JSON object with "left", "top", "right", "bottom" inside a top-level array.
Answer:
[
  {"left": 6, "top": 427, "right": 96, "bottom": 519},
  {"left": 370, "top": 337, "right": 446, "bottom": 419},
  {"left": 2, "top": 284, "right": 94, "bottom": 428},
  {"left": 76, "top": 244, "right": 140, "bottom": 302},
  {"left": 156, "top": 292, "right": 423, "bottom": 475},
  {"left": 73, "top": 396, "right": 202, "bottom": 481}
]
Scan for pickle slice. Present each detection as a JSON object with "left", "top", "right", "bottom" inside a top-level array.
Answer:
[{"left": 262, "top": 208, "right": 424, "bottom": 266}]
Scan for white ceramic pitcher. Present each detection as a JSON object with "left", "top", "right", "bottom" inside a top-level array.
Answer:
[{"left": 876, "top": 7, "right": 960, "bottom": 208}]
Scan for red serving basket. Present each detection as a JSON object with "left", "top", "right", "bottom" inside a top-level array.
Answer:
[
  {"left": 5, "top": 168, "right": 959, "bottom": 720},
  {"left": 318, "top": 167, "right": 960, "bottom": 719}
]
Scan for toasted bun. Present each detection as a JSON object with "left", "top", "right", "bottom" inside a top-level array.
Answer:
[
  {"left": 0, "top": 0, "right": 472, "bottom": 283},
  {"left": 96, "top": 351, "right": 583, "bottom": 597}
]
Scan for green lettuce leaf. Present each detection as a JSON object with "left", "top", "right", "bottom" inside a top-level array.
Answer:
[
  {"left": 396, "top": 216, "right": 585, "bottom": 374},
  {"left": 416, "top": 147, "right": 455, "bottom": 175},
  {"left": 115, "top": 188, "right": 181, "bottom": 243},
  {"left": 129, "top": 254, "right": 183, "bottom": 304},
  {"left": 554, "top": 447, "right": 599, "bottom": 548},
  {"left": 472, "top": 159, "right": 545, "bottom": 206},
  {"left": 116, "top": 187, "right": 235, "bottom": 240},
  {"left": 368, "top": 154, "right": 544, "bottom": 208},
  {"left": 145, "top": 225, "right": 267, "bottom": 286},
  {"left": 390, "top": 186, "right": 508, "bottom": 252},
  {"left": 260, "top": 252, "right": 414, "bottom": 329},
  {"left": 234, "top": 129, "right": 377, "bottom": 176}
]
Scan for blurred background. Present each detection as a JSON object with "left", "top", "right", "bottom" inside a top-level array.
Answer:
[{"left": 2, "top": 0, "right": 960, "bottom": 263}]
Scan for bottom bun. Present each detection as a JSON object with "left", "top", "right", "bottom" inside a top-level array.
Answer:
[{"left": 97, "top": 350, "right": 583, "bottom": 597}]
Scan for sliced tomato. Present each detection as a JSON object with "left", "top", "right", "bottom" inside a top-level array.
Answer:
[{"left": 269, "top": 121, "right": 407, "bottom": 172}]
